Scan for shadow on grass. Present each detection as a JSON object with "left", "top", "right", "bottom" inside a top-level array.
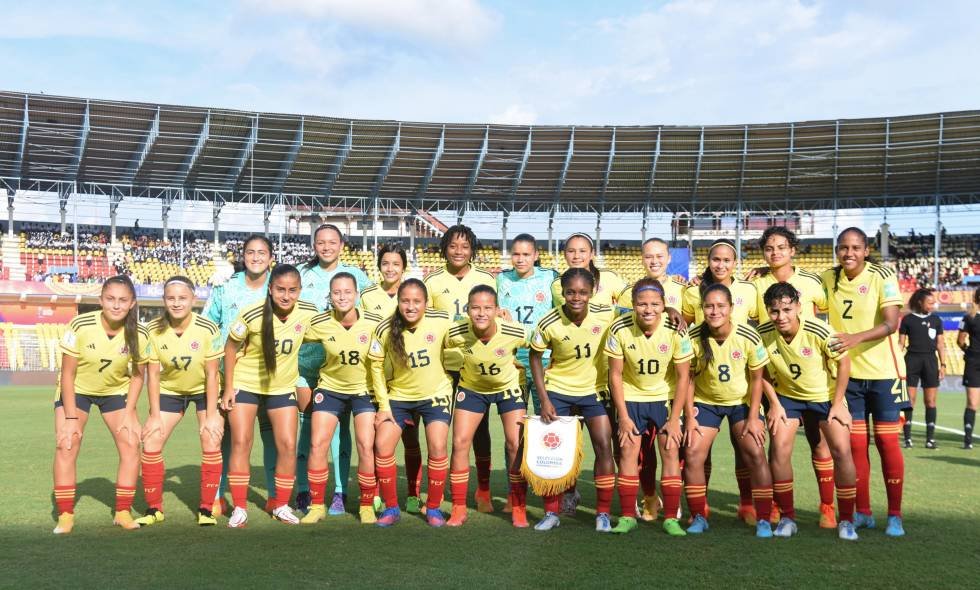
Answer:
[
  {"left": 50, "top": 476, "right": 117, "bottom": 521},
  {"left": 918, "top": 454, "right": 980, "bottom": 468}
]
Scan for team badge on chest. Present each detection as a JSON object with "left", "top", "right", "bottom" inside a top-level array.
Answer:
[
  {"left": 731, "top": 350, "right": 744, "bottom": 361},
  {"left": 190, "top": 341, "right": 200, "bottom": 351}
]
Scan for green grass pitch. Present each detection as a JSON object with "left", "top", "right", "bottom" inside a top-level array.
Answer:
[{"left": 1, "top": 386, "right": 978, "bottom": 589}]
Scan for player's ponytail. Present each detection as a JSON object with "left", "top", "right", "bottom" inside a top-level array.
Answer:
[
  {"left": 102, "top": 275, "right": 141, "bottom": 375},
  {"left": 389, "top": 278, "right": 427, "bottom": 368},
  {"left": 698, "top": 283, "right": 733, "bottom": 366},
  {"left": 159, "top": 275, "right": 196, "bottom": 334},
  {"left": 832, "top": 227, "right": 869, "bottom": 292},
  {"left": 261, "top": 264, "right": 301, "bottom": 374}
]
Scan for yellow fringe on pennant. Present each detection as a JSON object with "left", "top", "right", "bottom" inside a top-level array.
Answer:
[{"left": 520, "top": 418, "right": 585, "bottom": 497}]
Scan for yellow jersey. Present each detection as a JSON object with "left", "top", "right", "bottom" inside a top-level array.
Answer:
[
  {"left": 58, "top": 311, "right": 150, "bottom": 397},
  {"left": 819, "top": 262, "right": 905, "bottom": 380},
  {"left": 604, "top": 312, "right": 694, "bottom": 402},
  {"left": 530, "top": 303, "right": 615, "bottom": 396},
  {"left": 424, "top": 266, "right": 497, "bottom": 321},
  {"left": 446, "top": 317, "right": 528, "bottom": 395},
  {"left": 307, "top": 309, "right": 383, "bottom": 394},
  {"left": 551, "top": 269, "right": 627, "bottom": 308},
  {"left": 368, "top": 309, "right": 454, "bottom": 410},
  {"left": 358, "top": 284, "right": 398, "bottom": 318},
  {"left": 757, "top": 318, "right": 845, "bottom": 403},
  {"left": 616, "top": 277, "right": 687, "bottom": 312},
  {"left": 689, "top": 322, "right": 769, "bottom": 406},
  {"left": 682, "top": 279, "right": 758, "bottom": 324},
  {"left": 753, "top": 267, "right": 826, "bottom": 319},
  {"left": 227, "top": 300, "right": 320, "bottom": 395},
  {"left": 147, "top": 313, "right": 223, "bottom": 396}
]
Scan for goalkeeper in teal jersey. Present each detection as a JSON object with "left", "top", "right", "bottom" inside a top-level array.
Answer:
[
  {"left": 202, "top": 234, "right": 277, "bottom": 515},
  {"left": 294, "top": 224, "right": 373, "bottom": 515},
  {"left": 496, "top": 233, "right": 559, "bottom": 412}
]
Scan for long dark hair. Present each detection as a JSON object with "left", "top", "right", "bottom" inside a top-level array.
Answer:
[
  {"left": 389, "top": 278, "right": 427, "bottom": 368},
  {"left": 832, "top": 227, "right": 870, "bottom": 292},
  {"left": 908, "top": 287, "right": 934, "bottom": 314},
  {"left": 440, "top": 225, "right": 478, "bottom": 265},
  {"left": 261, "top": 264, "right": 301, "bottom": 374},
  {"left": 758, "top": 227, "right": 799, "bottom": 276},
  {"left": 307, "top": 223, "right": 345, "bottom": 269},
  {"left": 698, "top": 283, "right": 733, "bottom": 366},
  {"left": 565, "top": 233, "right": 600, "bottom": 288},
  {"left": 699, "top": 239, "right": 737, "bottom": 298},
  {"left": 102, "top": 275, "right": 141, "bottom": 374},
  {"left": 377, "top": 242, "right": 408, "bottom": 272},
  {"left": 159, "top": 275, "right": 196, "bottom": 334},
  {"left": 236, "top": 234, "right": 274, "bottom": 274}
]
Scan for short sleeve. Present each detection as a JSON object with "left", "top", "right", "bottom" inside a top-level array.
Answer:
[
  {"left": 60, "top": 327, "right": 80, "bottom": 358},
  {"left": 821, "top": 331, "right": 846, "bottom": 362},
  {"left": 603, "top": 329, "right": 623, "bottom": 359},
  {"left": 934, "top": 317, "right": 944, "bottom": 334},
  {"left": 673, "top": 331, "right": 694, "bottom": 363},
  {"left": 747, "top": 334, "right": 770, "bottom": 371},
  {"left": 137, "top": 329, "right": 151, "bottom": 364},
  {"left": 681, "top": 288, "right": 698, "bottom": 319},
  {"left": 959, "top": 318, "right": 968, "bottom": 332},
  {"left": 228, "top": 314, "right": 249, "bottom": 343},
  {"left": 899, "top": 315, "right": 911, "bottom": 335},
  {"left": 550, "top": 279, "right": 563, "bottom": 307},
  {"left": 879, "top": 271, "right": 903, "bottom": 309},
  {"left": 205, "top": 330, "right": 225, "bottom": 361},
  {"left": 147, "top": 337, "right": 161, "bottom": 364},
  {"left": 202, "top": 286, "right": 223, "bottom": 324},
  {"left": 368, "top": 327, "right": 388, "bottom": 362},
  {"left": 810, "top": 279, "right": 827, "bottom": 312},
  {"left": 530, "top": 323, "right": 551, "bottom": 352}
]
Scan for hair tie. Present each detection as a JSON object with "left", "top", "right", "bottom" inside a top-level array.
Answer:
[{"left": 635, "top": 285, "right": 663, "bottom": 295}]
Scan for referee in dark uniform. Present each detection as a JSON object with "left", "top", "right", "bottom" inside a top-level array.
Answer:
[
  {"left": 958, "top": 288, "right": 980, "bottom": 449},
  {"left": 899, "top": 288, "right": 947, "bottom": 449}
]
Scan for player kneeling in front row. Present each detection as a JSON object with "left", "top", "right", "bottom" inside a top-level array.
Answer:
[
  {"left": 446, "top": 285, "right": 531, "bottom": 527},
  {"left": 606, "top": 278, "right": 694, "bottom": 535},
  {"left": 138, "top": 277, "right": 225, "bottom": 527},
  {"left": 758, "top": 282, "right": 859, "bottom": 541}
]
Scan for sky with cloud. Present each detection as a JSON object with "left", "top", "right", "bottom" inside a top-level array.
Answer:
[{"left": 3, "top": 0, "right": 979, "bottom": 236}]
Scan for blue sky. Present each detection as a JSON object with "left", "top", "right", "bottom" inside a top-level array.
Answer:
[{"left": 4, "top": 0, "right": 980, "bottom": 238}]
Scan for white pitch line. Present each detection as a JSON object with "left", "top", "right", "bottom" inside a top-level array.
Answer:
[{"left": 911, "top": 421, "right": 966, "bottom": 436}]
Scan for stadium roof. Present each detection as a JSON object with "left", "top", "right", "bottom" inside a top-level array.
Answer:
[{"left": 1, "top": 91, "right": 979, "bottom": 214}]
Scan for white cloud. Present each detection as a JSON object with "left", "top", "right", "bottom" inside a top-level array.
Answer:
[{"left": 489, "top": 104, "right": 537, "bottom": 125}]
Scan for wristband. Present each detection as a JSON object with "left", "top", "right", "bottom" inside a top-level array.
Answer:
[{"left": 65, "top": 417, "right": 78, "bottom": 420}]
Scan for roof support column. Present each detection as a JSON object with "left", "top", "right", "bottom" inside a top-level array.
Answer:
[
  {"left": 212, "top": 197, "right": 223, "bottom": 246},
  {"left": 641, "top": 201, "right": 649, "bottom": 243},
  {"left": 263, "top": 194, "right": 274, "bottom": 236},
  {"left": 501, "top": 209, "right": 509, "bottom": 260},
  {"left": 109, "top": 191, "right": 123, "bottom": 244},
  {"left": 832, "top": 120, "right": 840, "bottom": 238},
  {"left": 934, "top": 194, "right": 942, "bottom": 288},
  {"left": 162, "top": 191, "right": 173, "bottom": 242},
  {"left": 59, "top": 184, "right": 71, "bottom": 234},
  {"left": 7, "top": 192, "right": 14, "bottom": 238}
]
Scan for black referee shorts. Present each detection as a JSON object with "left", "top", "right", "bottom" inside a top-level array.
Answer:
[{"left": 905, "top": 352, "right": 939, "bottom": 388}]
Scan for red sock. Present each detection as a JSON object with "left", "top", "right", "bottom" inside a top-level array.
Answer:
[
  {"left": 508, "top": 469, "right": 527, "bottom": 508},
  {"left": 617, "top": 474, "right": 639, "bottom": 517},
  {"left": 140, "top": 450, "right": 165, "bottom": 511},
  {"left": 638, "top": 435, "right": 658, "bottom": 496},
  {"left": 307, "top": 468, "right": 329, "bottom": 507},
  {"left": 450, "top": 469, "right": 470, "bottom": 508},
  {"left": 426, "top": 456, "right": 449, "bottom": 510},
  {"left": 595, "top": 474, "right": 615, "bottom": 515},
  {"left": 543, "top": 494, "right": 561, "bottom": 513},
  {"left": 273, "top": 474, "right": 294, "bottom": 509},
  {"left": 475, "top": 455, "right": 492, "bottom": 493},
  {"left": 54, "top": 485, "right": 75, "bottom": 515},
  {"left": 874, "top": 421, "right": 904, "bottom": 517},
  {"left": 375, "top": 455, "right": 399, "bottom": 509},
  {"left": 199, "top": 451, "right": 222, "bottom": 510},
  {"left": 404, "top": 446, "right": 423, "bottom": 497},
  {"left": 752, "top": 485, "right": 773, "bottom": 522},
  {"left": 836, "top": 485, "right": 856, "bottom": 523},
  {"left": 357, "top": 471, "right": 376, "bottom": 507},
  {"left": 115, "top": 485, "right": 136, "bottom": 512},
  {"left": 661, "top": 476, "right": 682, "bottom": 520},
  {"left": 685, "top": 484, "right": 707, "bottom": 518},
  {"left": 850, "top": 420, "right": 872, "bottom": 515},
  {"left": 773, "top": 479, "right": 795, "bottom": 520},
  {"left": 812, "top": 455, "right": 835, "bottom": 506},
  {"left": 735, "top": 467, "right": 753, "bottom": 506},
  {"left": 229, "top": 472, "right": 249, "bottom": 509}
]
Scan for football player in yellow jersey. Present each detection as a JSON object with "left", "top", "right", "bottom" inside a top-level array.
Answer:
[
  {"left": 530, "top": 268, "right": 617, "bottom": 532},
  {"left": 221, "top": 264, "right": 320, "bottom": 528},
  {"left": 681, "top": 238, "right": 758, "bottom": 325},
  {"left": 550, "top": 232, "right": 627, "bottom": 308},
  {"left": 423, "top": 225, "right": 498, "bottom": 513},
  {"left": 684, "top": 283, "right": 774, "bottom": 538},
  {"left": 445, "top": 285, "right": 530, "bottom": 528},
  {"left": 136, "top": 277, "right": 224, "bottom": 528},
  {"left": 358, "top": 243, "right": 427, "bottom": 513},
  {"left": 53, "top": 275, "right": 149, "bottom": 534},
  {"left": 369, "top": 278, "right": 455, "bottom": 528},
  {"left": 758, "top": 282, "right": 858, "bottom": 541},
  {"left": 616, "top": 238, "right": 687, "bottom": 311},
  {"left": 301, "top": 273, "right": 383, "bottom": 525},
  {"left": 606, "top": 278, "right": 693, "bottom": 536},
  {"left": 749, "top": 226, "right": 838, "bottom": 528},
  {"left": 820, "top": 227, "right": 907, "bottom": 537}
]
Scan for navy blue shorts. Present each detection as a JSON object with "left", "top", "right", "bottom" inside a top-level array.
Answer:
[
  {"left": 547, "top": 391, "right": 610, "bottom": 420},
  {"left": 845, "top": 378, "right": 908, "bottom": 421},
  {"left": 454, "top": 386, "right": 526, "bottom": 416},
  {"left": 624, "top": 400, "right": 669, "bottom": 435},
  {"left": 160, "top": 393, "right": 207, "bottom": 414},
  {"left": 55, "top": 393, "right": 126, "bottom": 414},
  {"left": 389, "top": 397, "right": 452, "bottom": 429},
  {"left": 776, "top": 393, "right": 831, "bottom": 421},
  {"left": 312, "top": 389, "right": 376, "bottom": 416},
  {"left": 233, "top": 389, "right": 298, "bottom": 410},
  {"left": 693, "top": 402, "right": 749, "bottom": 429}
]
